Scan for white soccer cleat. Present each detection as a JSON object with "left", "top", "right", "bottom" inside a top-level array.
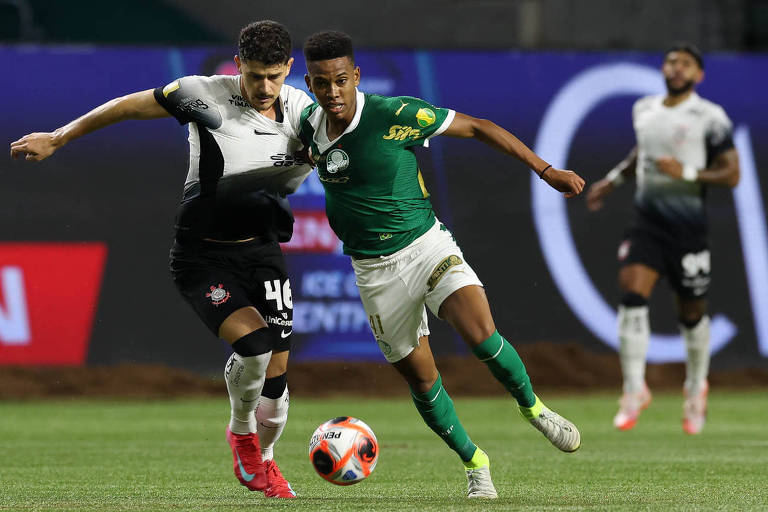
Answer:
[
  {"left": 465, "top": 466, "right": 498, "bottom": 499},
  {"left": 463, "top": 448, "right": 497, "bottom": 499},
  {"left": 682, "top": 381, "right": 708, "bottom": 435},
  {"left": 613, "top": 385, "right": 652, "bottom": 431},
  {"left": 520, "top": 396, "right": 581, "bottom": 453}
]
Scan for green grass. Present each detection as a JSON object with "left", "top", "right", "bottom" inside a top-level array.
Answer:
[{"left": 1, "top": 391, "right": 767, "bottom": 511}]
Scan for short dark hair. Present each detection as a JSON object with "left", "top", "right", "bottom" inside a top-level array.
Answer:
[
  {"left": 665, "top": 43, "right": 704, "bottom": 69},
  {"left": 238, "top": 20, "right": 292, "bottom": 65},
  {"left": 303, "top": 31, "right": 354, "bottom": 64}
]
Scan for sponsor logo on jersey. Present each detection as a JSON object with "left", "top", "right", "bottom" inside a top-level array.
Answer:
[
  {"left": 379, "top": 233, "right": 393, "bottom": 241},
  {"left": 162, "top": 80, "right": 180, "bottom": 97},
  {"left": 228, "top": 94, "right": 250, "bottom": 108},
  {"left": 271, "top": 153, "right": 299, "bottom": 166},
  {"left": 382, "top": 125, "right": 421, "bottom": 141},
  {"left": 427, "top": 255, "right": 463, "bottom": 291},
  {"left": 326, "top": 149, "right": 350, "bottom": 174},
  {"left": 206, "top": 283, "right": 230, "bottom": 306},
  {"left": 319, "top": 175, "right": 351, "bottom": 184},
  {"left": 416, "top": 108, "right": 436, "bottom": 127},
  {"left": 178, "top": 98, "right": 209, "bottom": 114},
  {"left": 395, "top": 100, "right": 409, "bottom": 116},
  {"left": 377, "top": 340, "right": 392, "bottom": 357}
]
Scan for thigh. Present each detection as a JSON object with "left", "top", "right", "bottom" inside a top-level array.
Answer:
[
  {"left": 417, "top": 222, "right": 484, "bottom": 318},
  {"left": 667, "top": 243, "right": 711, "bottom": 300},
  {"left": 171, "top": 260, "right": 257, "bottom": 337},
  {"left": 391, "top": 336, "right": 440, "bottom": 394},
  {"left": 243, "top": 244, "right": 294, "bottom": 353},
  {"left": 353, "top": 263, "right": 430, "bottom": 363},
  {"left": 618, "top": 230, "right": 664, "bottom": 296}
]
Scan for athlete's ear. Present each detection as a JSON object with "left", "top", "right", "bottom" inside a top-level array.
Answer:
[
  {"left": 695, "top": 69, "right": 704, "bottom": 85},
  {"left": 304, "top": 73, "right": 312, "bottom": 93},
  {"left": 234, "top": 55, "right": 242, "bottom": 73},
  {"left": 284, "top": 57, "right": 294, "bottom": 76},
  {"left": 354, "top": 66, "right": 360, "bottom": 87}
]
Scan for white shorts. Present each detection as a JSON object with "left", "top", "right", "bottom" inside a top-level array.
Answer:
[{"left": 351, "top": 219, "right": 483, "bottom": 362}]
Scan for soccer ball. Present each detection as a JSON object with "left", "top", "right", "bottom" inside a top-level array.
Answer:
[{"left": 308, "top": 416, "right": 379, "bottom": 485}]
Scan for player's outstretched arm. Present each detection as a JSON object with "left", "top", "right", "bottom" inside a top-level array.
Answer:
[
  {"left": 656, "top": 148, "right": 739, "bottom": 188},
  {"left": 586, "top": 146, "right": 637, "bottom": 211},
  {"left": 442, "top": 112, "right": 585, "bottom": 197},
  {"left": 10, "top": 90, "right": 169, "bottom": 162}
]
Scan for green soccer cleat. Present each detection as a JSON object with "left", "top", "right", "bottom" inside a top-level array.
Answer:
[
  {"left": 463, "top": 448, "right": 498, "bottom": 499},
  {"left": 520, "top": 395, "right": 581, "bottom": 453}
]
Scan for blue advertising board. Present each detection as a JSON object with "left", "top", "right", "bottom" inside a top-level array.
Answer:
[{"left": 1, "top": 46, "right": 766, "bottom": 369}]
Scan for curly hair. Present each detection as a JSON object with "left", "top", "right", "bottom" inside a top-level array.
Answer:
[
  {"left": 665, "top": 42, "right": 704, "bottom": 69},
  {"left": 303, "top": 31, "right": 354, "bottom": 64},
  {"left": 238, "top": 20, "right": 292, "bottom": 65}
]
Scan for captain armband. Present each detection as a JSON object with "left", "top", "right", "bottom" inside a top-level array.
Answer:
[
  {"left": 605, "top": 166, "right": 626, "bottom": 186},
  {"left": 681, "top": 164, "right": 699, "bottom": 182}
]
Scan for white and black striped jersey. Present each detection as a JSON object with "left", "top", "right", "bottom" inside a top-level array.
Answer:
[
  {"left": 632, "top": 92, "right": 734, "bottom": 243},
  {"left": 153, "top": 75, "right": 314, "bottom": 241}
]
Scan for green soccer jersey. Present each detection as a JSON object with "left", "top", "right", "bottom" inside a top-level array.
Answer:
[{"left": 299, "top": 90, "right": 454, "bottom": 258}]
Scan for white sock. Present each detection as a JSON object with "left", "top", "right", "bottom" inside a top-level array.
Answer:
[
  {"left": 225, "top": 351, "right": 272, "bottom": 435},
  {"left": 681, "top": 315, "right": 710, "bottom": 396},
  {"left": 256, "top": 386, "right": 289, "bottom": 461},
  {"left": 618, "top": 305, "right": 650, "bottom": 394}
]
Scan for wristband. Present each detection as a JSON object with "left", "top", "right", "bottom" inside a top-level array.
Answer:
[
  {"left": 681, "top": 164, "right": 698, "bottom": 182},
  {"left": 538, "top": 164, "right": 552, "bottom": 179}
]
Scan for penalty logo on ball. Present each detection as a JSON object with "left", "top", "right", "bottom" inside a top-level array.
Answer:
[{"left": 308, "top": 416, "right": 379, "bottom": 485}]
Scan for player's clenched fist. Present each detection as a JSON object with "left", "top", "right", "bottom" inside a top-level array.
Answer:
[
  {"left": 10, "top": 132, "right": 61, "bottom": 162},
  {"left": 542, "top": 168, "right": 586, "bottom": 198}
]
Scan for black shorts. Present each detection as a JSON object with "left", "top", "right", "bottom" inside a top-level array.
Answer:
[
  {"left": 618, "top": 227, "right": 711, "bottom": 299},
  {"left": 170, "top": 238, "right": 293, "bottom": 352}
]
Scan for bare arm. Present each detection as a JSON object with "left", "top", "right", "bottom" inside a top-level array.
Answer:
[
  {"left": 585, "top": 146, "right": 637, "bottom": 212},
  {"left": 10, "top": 89, "right": 169, "bottom": 162},
  {"left": 656, "top": 148, "right": 739, "bottom": 188},
  {"left": 442, "top": 112, "right": 585, "bottom": 197}
]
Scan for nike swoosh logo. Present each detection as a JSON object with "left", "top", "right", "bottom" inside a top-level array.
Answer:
[
  {"left": 254, "top": 129, "right": 278, "bottom": 135},
  {"left": 281, "top": 330, "right": 292, "bottom": 339},
  {"left": 235, "top": 448, "right": 257, "bottom": 482},
  {"left": 395, "top": 101, "right": 409, "bottom": 116}
]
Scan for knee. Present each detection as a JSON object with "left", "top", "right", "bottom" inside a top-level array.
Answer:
[
  {"left": 679, "top": 313, "right": 705, "bottom": 328},
  {"left": 409, "top": 374, "right": 439, "bottom": 395},
  {"left": 231, "top": 328, "right": 273, "bottom": 357},
  {"left": 620, "top": 293, "right": 648, "bottom": 308}
]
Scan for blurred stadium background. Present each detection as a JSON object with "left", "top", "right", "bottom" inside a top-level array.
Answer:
[{"left": 1, "top": 0, "right": 767, "bottom": 385}]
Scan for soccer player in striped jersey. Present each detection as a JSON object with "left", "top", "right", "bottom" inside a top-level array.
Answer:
[
  {"left": 586, "top": 44, "right": 740, "bottom": 434},
  {"left": 299, "top": 31, "right": 585, "bottom": 499},
  {"left": 10, "top": 20, "right": 311, "bottom": 498}
]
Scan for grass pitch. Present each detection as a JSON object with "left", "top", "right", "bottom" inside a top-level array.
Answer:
[{"left": 1, "top": 391, "right": 767, "bottom": 511}]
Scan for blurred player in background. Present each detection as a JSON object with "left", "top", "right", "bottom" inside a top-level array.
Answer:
[
  {"left": 586, "top": 44, "right": 740, "bottom": 434},
  {"left": 10, "top": 20, "right": 312, "bottom": 497},
  {"left": 300, "top": 31, "right": 584, "bottom": 499}
]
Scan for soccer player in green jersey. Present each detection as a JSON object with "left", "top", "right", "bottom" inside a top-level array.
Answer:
[{"left": 300, "top": 31, "right": 586, "bottom": 499}]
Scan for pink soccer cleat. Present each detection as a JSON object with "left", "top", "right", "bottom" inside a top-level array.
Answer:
[
  {"left": 225, "top": 427, "right": 267, "bottom": 491},
  {"left": 263, "top": 459, "right": 297, "bottom": 498},
  {"left": 682, "top": 382, "right": 708, "bottom": 435},
  {"left": 613, "top": 384, "right": 652, "bottom": 431}
]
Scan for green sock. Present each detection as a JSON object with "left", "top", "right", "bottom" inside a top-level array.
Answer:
[
  {"left": 410, "top": 374, "right": 477, "bottom": 462},
  {"left": 472, "top": 330, "right": 536, "bottom": 407}
]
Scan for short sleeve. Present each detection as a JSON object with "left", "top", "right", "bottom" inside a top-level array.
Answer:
[
  {"left": 286, "top": 88, "right": 315, "bottom": 136},
  {"left": 153, "top": 76, "right": 222, "bottom": 129},
  {"left": 384, "top": 96, "right": 455, "bottom": 147},
  {"left": 705, "top": 105, "right": 735, "bottom": 162}
]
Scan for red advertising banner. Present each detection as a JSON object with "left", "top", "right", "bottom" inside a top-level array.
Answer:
[
  {"left": 0, "top": 243, "right": 107, "bottom": 365},
  {"left": 281, "top": 210, "right": 340, "bottom": 253}
]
